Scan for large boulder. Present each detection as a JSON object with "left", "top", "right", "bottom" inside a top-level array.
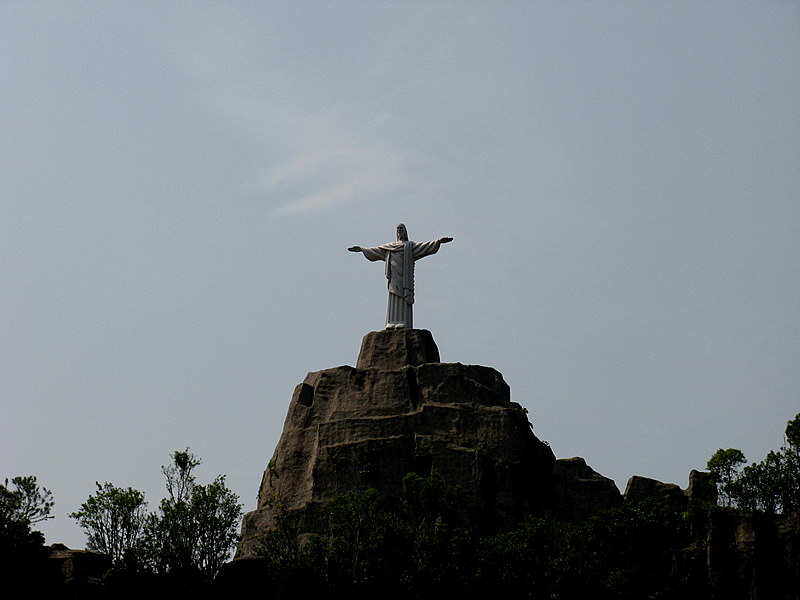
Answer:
[
  {"left": 624, "top": 470, "right": 718, "bottom": 511},
  {"left": 551, "top": 457, "right": 622, "bottom": 520},
  {"left": 237, "top": 329, "right": 555, "bottom": 558},
  {"left": 684, "top": 469, "right": 717, "bottom": 505},
  {"left": 624, "top": 475, "right": 686, "bottom": 509}
]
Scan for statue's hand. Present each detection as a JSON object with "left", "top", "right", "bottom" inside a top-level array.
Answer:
[
  {"left": 348, "top": 246, "right": 362, "bottom": 252},
  {"left": 439, "top": 237, "right": 453, "bottom": 244}
]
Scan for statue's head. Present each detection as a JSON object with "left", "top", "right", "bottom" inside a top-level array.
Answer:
[{"left": 396, "top": 223, "right": 408, "bottom": 241}]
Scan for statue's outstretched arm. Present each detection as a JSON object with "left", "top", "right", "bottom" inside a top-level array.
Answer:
[
  {"left": 348, "top": 246, "right": 362, "bottom": 252},
  {"left": 439, "top": 237, "right": 453, "bottom": 244}
]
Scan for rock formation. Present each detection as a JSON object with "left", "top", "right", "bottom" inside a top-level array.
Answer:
[
  {"left": 238, "top": 329, "right": 556, "bottom": 557},
  {"left": 700, "top": 509, "right": 800, "bottom": 600},
  {"left": 46, "top": 544, "right": 111, "bottom": 590},
  {"left": 623, "top": 470, "right": 717, "bottom": 512},
  {"left": 227, "top": 328, "right": 800, "bottom": 598},
  {"left": 624, "top": 475, "right": 686, "bottom": 508},
  {"left": 551, "top": 457, "right": 622, "bottom": 520},
  {"left": 237, "top": 328, "right": 800, "bottom": 598}
]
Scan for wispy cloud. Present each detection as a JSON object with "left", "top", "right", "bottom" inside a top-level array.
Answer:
[
  {"left": 169, "top": 9, "right": 410, "bottom": 217},
  {"left": 273, "top": 169, "right": 391, "bottom": 216},
  {"left": 167, "top": 4, "right": 563, "bottom": 218}
]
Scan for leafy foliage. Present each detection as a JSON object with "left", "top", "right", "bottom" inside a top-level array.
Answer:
[
  {"left": 326, "top": 488, "right": 401, "bottom": 591},
  {"left": 137, "top": 450, "right": 242, "bottom": 579},
  {"left": 707, "top": 413, "right": 800, "bottom": 514},
  {"left": 780, "top": 413, "right": 800, "bottom": 511},
  {"left": 255, "top": 499, "right": 327, "bottom": 598},
  {"left": 393, "top": 471, "right": 475, "bottom": 593},
  {"left": 0, "top": 476, "right": 52, "bottom": 567},
  {"left": 191, "top": 475, "right": 244, "bottom": 577},
  {"left": 475, "top": 500, "right": 688, "bottom": 600},
  {"left": 69, "top": 482, "right": 147, "bottom": 564},
  {"left": 1, "top": 476, "right": 54, "bottom": 526},
  {"left": 163, "top": 449, "right": 201, "bottom": 504},
  {"left": 254, "top": 471, "right": 696, "bottom": 599},
  {"left": 71, "top": 449, "right": 242, "bottom": 584},
  {"left": 707, "top": 448, "right": 746, "bottom": 507},
  {"left": 256, "top": 470, "right": 477, "bottom": 597}
]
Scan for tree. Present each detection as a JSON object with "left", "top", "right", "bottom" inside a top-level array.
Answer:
[
  {"left": 1, "top": 476, "right": 54, "bottom": 527},
  {"left": 255, "top": 499, "right": 327, "bottom": 597},
  {"left": 786, "top": 413, "right": 800, "bottom": 448},
  {"left": 780, "top": 413, "right": 800, "bottom": 512},
  {"left": 163, "top": 448, "right": 201, "bottom": 504},
  {"left": 395, "top": 470, "right": 474, "bottom": 593},
  {"left": 192, "top": 475, "right": 242, "bottom": 577},
  {"left": 71, "top": 449, "right": 242, "bottom": 582},
  {"left": 735, "top": 451, "right": 784, "bottom": 513},
  {"left": 144, "top": 449, "right": 202, "bottom": 574},
  {"left": 1, "top": 476, "right": 53, "bottom": 564},
  {"left": 142, "top": 449, "right": 243, "bottom": 580},
  {"left": 475, "top": 502, "right": 687, "bottom": 600},
  {"left": 707, "top": 448, "right": 746, "bottom": 507},
  {"left": 326, "top": 488, "right": 401, "bottom": 591},
  {"left": 707, "top": 413, "right": 800, "bottom": 514},
  {"left": 69, "top": 482, "right": 148, "bottom": 565}
]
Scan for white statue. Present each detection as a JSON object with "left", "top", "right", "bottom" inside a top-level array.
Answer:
[{"left": 349, "top": 223, "right": 453, "bottom": 329}]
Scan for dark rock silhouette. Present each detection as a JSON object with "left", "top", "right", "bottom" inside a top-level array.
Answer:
[{"left": 551, "top": 456, "right": 622, "bottom": 520}]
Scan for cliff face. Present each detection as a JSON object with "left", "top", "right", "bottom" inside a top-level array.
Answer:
[
  {"left": 238, "top": 329, "right": 555, "bottom": 557},
  {"left": 700, "top": 509, "right": 800, "bottom": 600}
]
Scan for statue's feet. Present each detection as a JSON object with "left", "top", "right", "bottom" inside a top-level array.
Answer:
[{"left": 385, "top": 323, "right": 406, "bottom": 330}]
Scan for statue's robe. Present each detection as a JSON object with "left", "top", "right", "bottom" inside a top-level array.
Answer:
[{"left": 359, "top": 239, "right": 442, "bottom": 328}]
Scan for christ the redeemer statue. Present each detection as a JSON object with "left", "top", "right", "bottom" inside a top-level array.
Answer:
[{"left": 349, "top": 223, "right": 453, "bottom": 329}]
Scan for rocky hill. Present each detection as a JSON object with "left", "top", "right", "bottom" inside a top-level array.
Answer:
[
  {"left": 233, "top": 329, "right": 798, "bottom": 599},
  {"left": 237, "top": 329, "right": 715, "bottom": 556},
  {"left": 238, "top": 329, "right": 555, "bottom": 557}
]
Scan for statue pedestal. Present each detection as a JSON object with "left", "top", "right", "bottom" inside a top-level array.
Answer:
[{"left": 356, "top": 328, "right": 440, "bottom": 370}]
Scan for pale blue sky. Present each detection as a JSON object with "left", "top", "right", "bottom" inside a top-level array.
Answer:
[{"left": 3, "top": 1, "right": 799, "bottom": 548}]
